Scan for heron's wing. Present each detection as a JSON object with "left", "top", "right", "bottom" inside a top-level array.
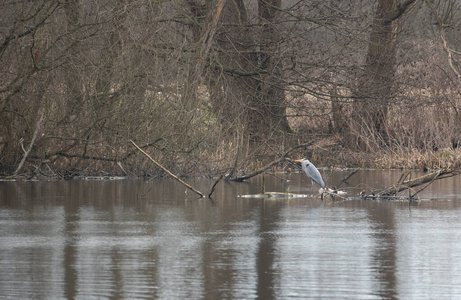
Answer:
[{"left": 307, "top": 164, "right": 325, "bottom": 188}]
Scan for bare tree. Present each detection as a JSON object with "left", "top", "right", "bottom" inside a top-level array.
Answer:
[
  {"left": 0, "top": 1, "right": 61, "bottom": 172},
  {"left": 250, "top": 0, "right": 293, "bottom": 136},
  {"left": 2, "top": 0, "right": 461, "bottom": 176},
  {"left": 351, "top": 0, "right": 417, "bottom": 150}
]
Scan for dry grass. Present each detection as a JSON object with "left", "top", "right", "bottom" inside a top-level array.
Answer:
[{"left": 376, "top": 148, "right": 461, "bottom": 170}]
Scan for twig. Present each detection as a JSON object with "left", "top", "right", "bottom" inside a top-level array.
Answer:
[
  {"left": 338, "top": 168, "right": 360, "bottom": 187},
  {"left": 410, "top": 170, "right": 441, "bottom": 199},
  {"left": 208, "top": 175, "right": 223, "bottom": 198},
  {"left": 116, "top": 161, "right": 132, "bottom": 176},
  {"left": 261, "top": 175, "right": 265, "bottom": 194},
  {"left": 137, "top": 186, "right": 153, "bottom": 199},
  {"left": 268, "top": 172, "right": 290, "bottom": 182},
  {"left": 14, "top": 112, "right": 44, "bottom": 176},
  {"left": 130, "top": 140, "right": 204, "bottom": 198},
  {"left": 226, "top": 138, "right": 240, "bottom": 180},
  {"left": 397, "top": 171, "right": 411, "bottom": 185}
]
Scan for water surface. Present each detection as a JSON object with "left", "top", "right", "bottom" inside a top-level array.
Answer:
[{"left": 1, "top": 170, "right": 460, "bottom": 299}]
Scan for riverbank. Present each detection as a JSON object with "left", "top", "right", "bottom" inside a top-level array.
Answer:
[{"left": 2, "top": 138, "right": 460, "bottom": 181}]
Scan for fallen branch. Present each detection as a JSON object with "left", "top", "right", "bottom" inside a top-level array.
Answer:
[
  {"left": 130, "top": 140, "right": 204, "bottom": 198},
  {"left": 47, "top": 152, "right": 117, "bottom": 162},
  {"left": 409, "top": 170, "right": 440, "bottom": 199},
  {"left": 364, "top": 169, "right": 459, "bottom": 199},
  {"left": 14, "top": 112, "right": 44, "bottom": 175},
  {"left": 338, "top": 168, "right": 360, "bottom": 187},
  {"left": 322, "top": 188, "right": 348, "bottom": 201},
  {"left": 229, "top": 156, "right": 287, "bottom": 182},
  {"left": 208, "top": 175, "right": 223, "bottom": 198},
  {"left": 228, "top": 142, "right": 314, "bottom": 182}
]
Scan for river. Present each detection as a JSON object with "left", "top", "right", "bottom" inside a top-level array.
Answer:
[{"left": 1, "top": 169, "right": 460, "bottom": 299}]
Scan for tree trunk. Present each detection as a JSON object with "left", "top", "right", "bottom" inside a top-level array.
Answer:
[
  {"left": 206, "top": 0, "right": 258, "bottom": 133},
  {"left": 331, "top": 84, "right": 348, "bottom": 136},
  {"left": 185, "top": 0, "right": 227, "bottom": 112},
  {"left": 251, "top": 0, "right": 293, "bottom": 137},
  {"left": 63, "top": 1, "right": 83, "bottom": 120},
  {"left": 351, "top": 0, "right": 415, "bottom": 150},
  {"left": 190, "top": 0, "right": 292, "bottom": 139}
]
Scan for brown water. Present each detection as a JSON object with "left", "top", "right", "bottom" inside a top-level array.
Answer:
[{"left": 1, "top": 170, "right": 460, "bottom": 299}]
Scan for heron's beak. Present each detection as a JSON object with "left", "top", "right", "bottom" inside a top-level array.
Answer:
[{"left": 294, "top": 159, "right": 302, "bottom": 163}]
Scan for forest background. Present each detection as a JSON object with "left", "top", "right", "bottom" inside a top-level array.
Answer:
[{"left": 1, "top": 0, "right": 461, "bottom": 179}]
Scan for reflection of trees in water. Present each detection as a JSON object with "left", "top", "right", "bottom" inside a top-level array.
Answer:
[
  {"left": 367, "top": 203, "right": 398, "bottom": 299},
  {"left": 1, "top": 177, "right": 461, "bottom": 298},
  {"left": 256, "top": 200, "right": 281, "bottom": 300}
]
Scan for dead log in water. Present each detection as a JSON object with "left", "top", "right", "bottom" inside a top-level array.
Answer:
[
  {"left": 130, "top": 140, "right": 205, "bottom": 198},
  {"left": 363, "top": 169, "right": 459, "bottom": 200},
  {"left": 227, "top": 142, "right": 316, "bottom": 182}
]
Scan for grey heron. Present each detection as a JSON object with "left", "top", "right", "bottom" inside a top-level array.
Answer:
[{"left": 295, "top": 158, "right": 325, "bottom": 189}]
